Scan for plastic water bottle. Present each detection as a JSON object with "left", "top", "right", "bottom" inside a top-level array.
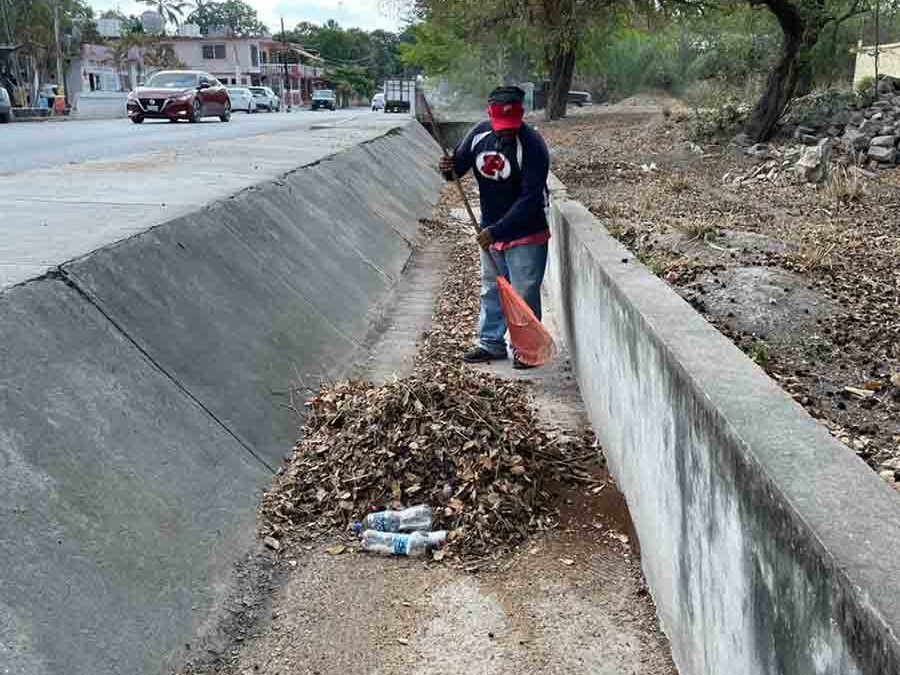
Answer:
[
  {"left": 360, "top": 530, "right": 447, "bottom": 557},
  {"left": 350, "top": 505, "right": 433, "bottom": 534}
]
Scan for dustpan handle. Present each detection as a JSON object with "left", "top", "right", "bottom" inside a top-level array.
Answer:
[{"left": 421, "top": 94, "right": 501, "bottom": 277}]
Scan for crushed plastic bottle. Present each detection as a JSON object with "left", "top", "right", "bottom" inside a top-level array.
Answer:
[
  {"left": 359, "top": 530, "right": 447, "bottom": 557},
  {"left": 350, "top": 505, "right": 433, "bottom": 534}
]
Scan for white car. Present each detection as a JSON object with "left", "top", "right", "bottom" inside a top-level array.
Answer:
[
  {"left": 226, "top": 87, "right": 257, "bottom": 113},
  {"left": 371, "top": 92, "right": 385, "bottom": 112},
  {"left": 248, "top": 86, "right": 280, "bottom": 112}
]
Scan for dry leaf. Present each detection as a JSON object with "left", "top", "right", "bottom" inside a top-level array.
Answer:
[{"left": 326, "top": 544, "right": 347, "bottom": 556}]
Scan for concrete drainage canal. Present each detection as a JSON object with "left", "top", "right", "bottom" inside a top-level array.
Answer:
[
  {"left": 175, "top": 209, "right": 678, "bottom": 675},
  {"left": 2, "top": 119, "right": 900, "bottom": 675}
]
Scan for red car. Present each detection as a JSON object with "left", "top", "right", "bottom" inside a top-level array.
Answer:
[{"left": 126, "top": 70, "right": 231, "bottom": 124}]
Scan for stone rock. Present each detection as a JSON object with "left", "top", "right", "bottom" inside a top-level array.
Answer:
[
  {"left": 878, "top": 77, "right": 899, "bottom": 95},
  {"left": 872, "top": 112, "right": 885, "bottom": 121},
  {"left": 795, "top": 138, "right": 832, "bottom": 183},
  {"left": 842, "top": 129, "right": 871, "bottom": 151},
  {"left": 880, "top": 457, "right": 900, "bottom": 471},
  {"left": 800, "top": 134, "right": 819, "bottom": 145},
  {"left": 859, "top": 118, "right": 883, "bottom": 135},
  {"left": 864, "top": 109, "right": 876, "bottom": 119},
  {"left": 745, "top": 143, "right": 772, "bottom": 159},
  {"left": 850, "top": 111, "right": 865, "bottom": 125},
  {"left": 826, "top": 125, "right": 843, "bottom": 137},
  {"left": 794, "top": 125, "right": 818, "bottom": 139},
  {"left": 870, "top": 135, "right": 897, "bottom": 148},
  {"left": 872, "top": 100, "right": 893, "bottom": 110},
  {"left": 830, "top": 110, "right": 851, "bottom": 126},
  {"left": 891, "top": 95, "right": 900, "bottom": 107},
  {"left": 868, "top": 145, "right": 897, "bottom": 163}
]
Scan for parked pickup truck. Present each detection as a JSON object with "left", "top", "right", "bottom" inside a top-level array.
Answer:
[
  {"left": 311, "top": 89, "right": 336, "bottom": 111},
  {"left": 567, "top": 90, "right": 593, "bottom": 107}
]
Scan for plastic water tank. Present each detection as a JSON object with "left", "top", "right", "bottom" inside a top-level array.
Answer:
[{"left": 140, "top": 11, "right": 164, "bottom": 34}]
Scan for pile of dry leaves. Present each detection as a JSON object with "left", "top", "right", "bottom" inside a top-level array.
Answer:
[
  {"left": 261, "top": 364, "right": 598, "bottom": 561},
  {"left": 261, "top": 184, "right": 601, "bottom": 561}
]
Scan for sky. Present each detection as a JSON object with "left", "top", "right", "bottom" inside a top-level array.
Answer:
[{"left": 88, "top": 0, "right": 407, "bottom": 33}]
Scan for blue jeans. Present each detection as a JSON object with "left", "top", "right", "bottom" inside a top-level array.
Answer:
[{"left": 479, "top": 243, "right": 549, "bottom": 356}]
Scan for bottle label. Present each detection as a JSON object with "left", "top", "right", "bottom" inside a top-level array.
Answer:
[
  {"left": 392, "top": 534, "right": 409, "bottom": 555},
  {"left": 372, "top": 513, "right": 389, "bottom": 531}
]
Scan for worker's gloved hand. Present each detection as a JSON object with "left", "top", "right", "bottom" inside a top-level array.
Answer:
[
  {"left": 476, "top": 228, "right": 494, "bottom": 251},
  {"left": 439, "top": 155, "right": 454, "bottom": 177}
]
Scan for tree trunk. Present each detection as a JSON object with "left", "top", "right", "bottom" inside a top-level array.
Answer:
[
  {"left": 743, "top": 0, "right": 805, "bottom": 142},
  {"left": 544, "top": 45, "right": 575, "bottom": 121}
]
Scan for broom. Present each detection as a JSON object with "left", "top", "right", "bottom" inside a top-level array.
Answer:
[{"left": 421, "top": 94, "right": 553, "bottom": 367}]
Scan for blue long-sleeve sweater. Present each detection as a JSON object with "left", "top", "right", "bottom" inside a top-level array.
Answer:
[{"left": 449, "top": 121, "right": 550, "bottom": 242}]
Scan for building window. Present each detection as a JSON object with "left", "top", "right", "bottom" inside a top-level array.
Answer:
[
  {"left": 202, "top": 44, "right": 226, "bottom": 59},
  {"left": 250, "top": 44, "right": 259, "bottom": 67}
]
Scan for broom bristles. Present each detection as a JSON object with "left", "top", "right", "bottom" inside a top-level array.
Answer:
[{"left": 496, "top": 276, "right": 554, "bottom": 366}]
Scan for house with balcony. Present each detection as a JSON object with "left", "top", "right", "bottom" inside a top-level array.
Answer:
[
  {"left": 70, "top": 25, "right": 325, "bottom": 108},
  {"left": 258, "top": 39, "right": 325, "bottom": 106},
  {"left": 163, "top": 31, "right": 325, "bottom": 105}
]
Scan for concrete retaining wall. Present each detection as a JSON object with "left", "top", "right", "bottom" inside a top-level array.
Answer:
[
  {"left": 544, "top": 179, "right": 900, "bottom": 675},
  {"left": 71, "top": 91, "right": 128, "bottom": 119},
  {"left": 0, "top": 121, "right": 442, "bottom": 674}
]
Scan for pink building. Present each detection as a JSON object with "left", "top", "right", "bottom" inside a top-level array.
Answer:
[{"left": 71, "top": 33, "right": 324, "bottom": 106}]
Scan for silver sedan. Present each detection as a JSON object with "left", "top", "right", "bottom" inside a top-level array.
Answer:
[{"left": 226, "top": 87, "right": 257, "bottom": 113}]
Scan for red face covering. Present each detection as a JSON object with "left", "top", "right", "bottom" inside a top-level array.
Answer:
[{"left": 488, "top": 101, "right": 524, "bottom": 132}]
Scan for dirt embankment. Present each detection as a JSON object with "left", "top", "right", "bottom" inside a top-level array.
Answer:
[{"left": 540, "top": 104, "right": 900, "bottom": 486}]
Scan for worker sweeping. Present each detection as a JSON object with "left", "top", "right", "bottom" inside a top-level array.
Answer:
[{"left": 439, "top": 86, "right": 551, "bottom": 369}]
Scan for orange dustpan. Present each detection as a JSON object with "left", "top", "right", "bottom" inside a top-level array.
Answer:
[{"left": 422, "top": 96, "right": 554, "bottom": 367}]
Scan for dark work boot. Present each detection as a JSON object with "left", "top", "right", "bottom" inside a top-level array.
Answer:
[
  {"left": 463, "top": 347, "right": 507, "bottom": 364},
  {"left": 512, "top": 355, "right": 538, "bottom": 370}
]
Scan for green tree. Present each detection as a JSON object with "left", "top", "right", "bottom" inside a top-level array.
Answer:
[
  {"left": 276, "top": 20, "right": 406, "bottom": 86},
  {"left": 326, "top": 63, "right": 375, "bottom": 105},
  {"left": 408, "top": 0, "right": 613, "bottom": 120},
  {"left": 186, "top": 0, "right": 269, "bottom": 36},
  {"left": 368, "top": 29, "right": 403, "bottom": 80}
]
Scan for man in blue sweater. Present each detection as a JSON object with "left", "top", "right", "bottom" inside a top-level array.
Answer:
[{"left": 439, "top": 86, "right": 551, "bottom": 369}]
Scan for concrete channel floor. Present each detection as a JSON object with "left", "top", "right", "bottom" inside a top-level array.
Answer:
[{"left": 202, "top": 233, "right": 678, "bottom": 675}]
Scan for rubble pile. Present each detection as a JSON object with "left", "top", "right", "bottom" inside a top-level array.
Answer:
[
  {"left": 260, "top": 366, "right": 599, "bottom": 561},
  {"left": 730, "top": 76, "right": 900, "bottom": 185}
]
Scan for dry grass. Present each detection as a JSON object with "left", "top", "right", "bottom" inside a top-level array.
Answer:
[
  {"left": 671, "top": 216, "right": 720, "bottom": 241},
  {"left": 667, "top": 173, "right": 692, "bottom": 193},
  {"left": 824, "top": 165, "right": 866, "bottom": 206},
  {"left": 798, "top": 240, "right": 839, "bottom": 272}
]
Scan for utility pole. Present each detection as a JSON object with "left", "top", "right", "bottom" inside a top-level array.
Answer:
[
  {"left": 281, "top": 16, "right": 290, "bottom": 111},
  {"left": 53, "top": 0, "right": 66, "bottom": 111},
  {"left": 874, "top": 0, "right": 881, "bottom": 101}
]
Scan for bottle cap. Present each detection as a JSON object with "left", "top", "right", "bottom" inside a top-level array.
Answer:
[{"left": 350, "top": 521, "right": 363, "bottom": 535}]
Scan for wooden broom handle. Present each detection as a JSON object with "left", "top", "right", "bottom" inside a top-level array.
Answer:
[{"left": 421, "top": 94, "right": 500, "bottom": 276}]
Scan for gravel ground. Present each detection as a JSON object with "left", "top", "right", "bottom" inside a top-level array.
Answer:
[
  {"left": 540, "top": 104, "right": 900, "bottom": 487},
  {"left": 174, "top": 188, "right": 677, "bottom": 674}
]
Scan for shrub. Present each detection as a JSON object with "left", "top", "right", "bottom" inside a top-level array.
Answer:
[{"left": 782, "top": 88, "right": 856, "bottom": 128}]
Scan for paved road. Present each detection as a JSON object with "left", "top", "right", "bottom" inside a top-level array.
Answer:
[
  {"left": 0, "top": 111, "right": 414, "bottom": 287},
  {"left": 0, "top": 108, "right": 371, "bottom": 174}
]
